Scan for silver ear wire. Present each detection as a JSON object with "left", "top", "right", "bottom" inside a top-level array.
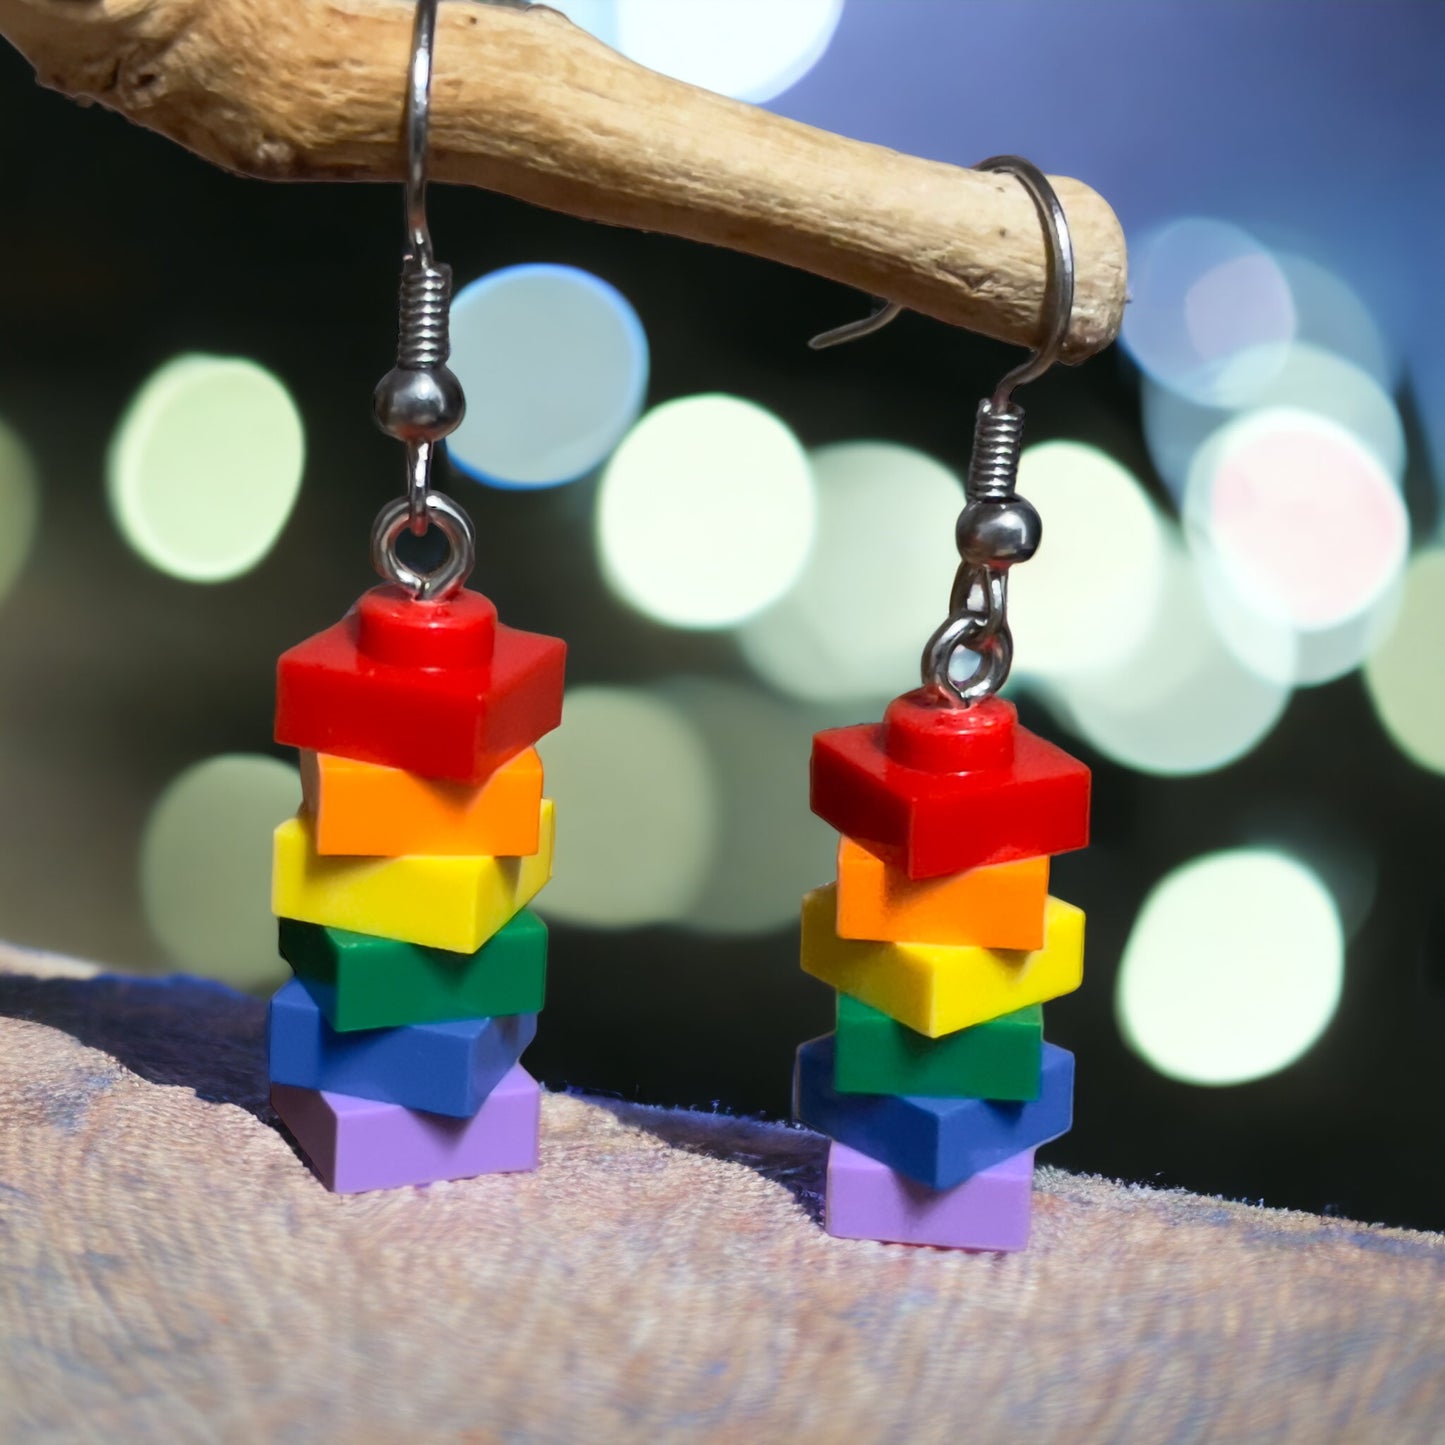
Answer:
[
  {"left": 808, "top": 299, "right": 904, "bottom": 351},
  {"left": 370, "top": 0, "right": 476, "bottom": 600},
  {"left": 976, "top": 156, "right": 1075, "bottom": 411},
  {"left": 807, "top": 155, "right": 1076, "bottom": 705}
]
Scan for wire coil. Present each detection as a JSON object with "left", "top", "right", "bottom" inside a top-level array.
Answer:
[
  {"left": 964, "top": 401, "right": 1025, "bottom": 502},
  {"left": 397, "top": 260, "right": 454, "bottom": 371}
]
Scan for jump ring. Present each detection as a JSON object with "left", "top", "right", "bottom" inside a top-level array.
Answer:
[
  {"left": 922, "top": 611, "right": 1013, "bottom": 705},
  {"left": 371, "top": 490, "right": 475, "bottom": 601}
]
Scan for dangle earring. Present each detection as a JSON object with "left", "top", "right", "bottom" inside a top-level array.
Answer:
[
  {"left": 265, "top": 0, "right": 566, "bottom": 1194},
  {"left": 793, "top": 158, "right": 1090, "bottom": 1251}
]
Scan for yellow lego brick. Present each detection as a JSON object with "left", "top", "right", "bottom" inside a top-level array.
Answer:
[
  {"left": 800, "top": 883, "right": 1083, "bottom": 1038},
  {"left": 273, "top": 799, "right": 555, "bottom": 953}
]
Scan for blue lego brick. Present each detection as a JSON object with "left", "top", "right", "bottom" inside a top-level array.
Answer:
[
  {"left": 267, "top": 978, "right": 537, "bottom": 1118},
  {"left": 793, "top": 1032, "right": 1073, "bottom": 1190}
]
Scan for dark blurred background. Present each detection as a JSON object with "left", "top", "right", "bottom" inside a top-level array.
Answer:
[{"left": 2, "top": 0, "right": 1444, "bottom": 1231}]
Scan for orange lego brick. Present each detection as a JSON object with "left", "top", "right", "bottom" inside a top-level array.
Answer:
[
  {"left": 301, "top": 747, "right": 543, "bottom": 858},
  {"left": 834, "top": 836, "right": 1049, "bottom": 949}
]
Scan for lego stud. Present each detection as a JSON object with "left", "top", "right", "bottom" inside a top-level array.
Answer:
[
  {"left": 883, "top": 689, "right": 1016, "bottom": 772},
  {"left": 354, "top": 583, "right": 497, "bottom": 670}
]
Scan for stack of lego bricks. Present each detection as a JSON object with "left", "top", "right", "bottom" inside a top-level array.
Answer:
[
  {"left": 265, "top": 583, "right": 566, "bottom": 1194},
  {"left": 796, "top": 687, "right": 1090, "bottom": 1250}
]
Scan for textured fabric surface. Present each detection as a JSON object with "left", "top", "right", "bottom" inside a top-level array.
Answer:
[{"left": 2, "top": 944, "right": 1443, "bottom": 1443}]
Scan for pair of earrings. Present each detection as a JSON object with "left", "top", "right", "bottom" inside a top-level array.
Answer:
[{"left": 263, "top": 0, "right": 1091, "bottom": 1254}]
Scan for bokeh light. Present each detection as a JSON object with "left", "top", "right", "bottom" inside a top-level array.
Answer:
[
  {"left": 1193, "top": 548, "right": 1403, "bottom": 692},
  {"left": 1039, "top": 535, "right": 1290, "bottom": 776},
  {"left": 0, "top": 417, "right": 40, "bottom": 607},
  {"left": 737, "top": 441, "right": 960, "bottom": 703},
  {"left": 1364, "top": 548, "right": 1445, "bottom": 775},
  {"left": 664, "top": 677, "right": 838, "bottom": 935},
  {"left": 1184, "top": 406, "right": 1408, "bottom": 685},
  {"left": 1116, "top": 849, "right": 1344, "bottom": 1086},
  {"left": 597, "top": 393, "right": 815, "bottom": 629},
  {"left": 1143, "top": 344, "right": 1405, "bottom": 502},
  {"left": 1008, "top": 441, "right": 1168, "bottom": 681},
  {"left": 1239, "top": 802, "right": 1378, "bottom": 942},
  {"left": 1122, "top": 219, "right": 1296, "bottom": 408},
  {"left": 447, "top": 264, "right": 648, "bottom": 490},
  {"left": 535, "top": 686, "right": 715, "bottom": 928},
  {"left": 107, "top": 355, "right": 305, "bottom": 582},
  {"left": 141, "top": 754, "right": 299, "bottom": 991},
  {"left": 611, "top": 0, "right": 843, "bottom": 103},
  {"left": 1275, "top": 253, "right": 1395, "bottom": 390}
]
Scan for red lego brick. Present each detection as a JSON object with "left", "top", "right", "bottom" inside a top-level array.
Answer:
[
  {"left": 810, "top": 689, "right": 1090, "bottom": 880},
  {"left": 275, "top": 586, "right": 565, "bottom": 783}
]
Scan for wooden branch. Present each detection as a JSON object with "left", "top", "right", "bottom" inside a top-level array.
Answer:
[{"left": 0, "top": 0, "right": 1126, "bottom": 361}]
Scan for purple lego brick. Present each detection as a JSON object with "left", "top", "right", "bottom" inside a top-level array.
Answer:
[
  {"left": 825, "top": 1141, "right": 1035, "bottom": 1250},
  {"left": 271, "top": 1064, "right": 541, "bottom": 1194}
]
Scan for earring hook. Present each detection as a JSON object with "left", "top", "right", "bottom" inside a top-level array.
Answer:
[
  {"left": 807, "top": 155, "right": 1076, "bottom": 411},
  {"left": 405, "top": 0, "right": 439, "bottom": 266},
  {"left": 807, "top": 299, "right": 904, "bottom": 351},
  {"left": 979, "top": 156, "right": 1075, "bottom": 409},
  {"left": 807, "top": 156, "right": 1077, "bottom": 708},
  {"left": 370, "top": 0, "right": 474, "bottom": 600}
]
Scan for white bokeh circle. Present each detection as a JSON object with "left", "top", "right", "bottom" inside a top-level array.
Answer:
[
  {"left": 1116, "top": 849, "right": 1343, "bottom": 1086},
  {"left": 738, "top": 441, "right": 961, "bottom": 703},
  {"left": 536, "top": 686, "right": 716, "bottom": 928},
  {"left": 1123, "top": 218, "right": 1296, "bottom": 408},
  {"left": 1143, "top": 344, "right": 1405, "bottom": 502},
  {"left": 141, "top": 754, "right": 300, "bottom": 991},
  {"left": 1364, "top": 549, "right": 1445, "bottom": 775},
  {"left": 1009, "top": 441, "right": 1168, "bottom": 681},
  {"left": 108, "top": 355, "right": 304, "bottom": 583},
  {"left": 597, "top": 393, "right": 815, "bottom": 629},
  {"left": 448, "top": 264, "right": 648, "bottom": 489},
  {"left": 663, "top": 676, "right": 839, "bottom": 935},
  {"left": 614, "top": 0, "right": 843, "bottom": 102},
  {"left": 1040, "top": 534, "right": 1290, "bottom": 776},
  {"left": 1182, "top": 407, "right": 1409, "bottom": 686},
  {"left": 0, "top": 416, "right": 39, "bottom": 608}
]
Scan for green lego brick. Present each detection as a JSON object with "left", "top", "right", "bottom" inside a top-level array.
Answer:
[
  {"left": 833, "top": 992, "right": 1043, "bottom": 1100},
  {"left": 278, "top": 909, "right": 547, "bottom": 1032}
]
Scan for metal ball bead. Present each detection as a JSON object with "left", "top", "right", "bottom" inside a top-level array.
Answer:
[
  {"left": 372, "top": 365, "right": 466, "bottom": 443},
  {"left": 955, "top": 496, "right": 1042, "bottom": 567}
]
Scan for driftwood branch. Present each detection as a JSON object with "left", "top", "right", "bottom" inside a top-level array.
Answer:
[{"left": 0, "top": 0, "right": 1127, "bottom": 360}]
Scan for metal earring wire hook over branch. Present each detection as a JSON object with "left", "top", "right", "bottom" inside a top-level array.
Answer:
[
  {"left": 806, "top": 155, "right": 1076, "bottom": 406},
  {"left": 405, "top": 0, "right": 438, "bottom": 266},
  {"left": 370, "top": 0, "right": 473, "bottom": 600},
  {"left": 806, "top": 155, "right": 1075, "bottom": 707},
  {"left": 807, "top": 298, "right": 904, "bottom": 351},
  {"left": 979, "top": 156, "right": 1075, "bottom": 411}
]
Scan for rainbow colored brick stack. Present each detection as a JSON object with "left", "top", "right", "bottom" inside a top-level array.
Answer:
[
  {"left": 796, "top": 686, "right": 1090, "bottom": 1249},
  {"left": 264, "top": 582, "right": 565, "bottom": 1193}
]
